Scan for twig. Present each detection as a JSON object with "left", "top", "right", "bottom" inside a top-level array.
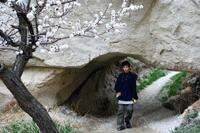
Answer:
[{"left": 0, "top": 29, "right": 19, "bottom": 47}]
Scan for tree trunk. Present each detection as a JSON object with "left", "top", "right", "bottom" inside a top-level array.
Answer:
[{"left": 0, "top": 64, "right": 59, "bottom": 133}]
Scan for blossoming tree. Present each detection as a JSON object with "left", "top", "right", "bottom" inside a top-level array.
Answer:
[{"left": 0, "top": 0, "right": 143, "bottom": 132}]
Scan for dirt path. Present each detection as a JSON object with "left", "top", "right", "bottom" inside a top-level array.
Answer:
[{"left": 90, "top": 71, "right": 182, "bottom": 133}]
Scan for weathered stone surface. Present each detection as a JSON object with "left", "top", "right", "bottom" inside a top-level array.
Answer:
[
  {"left": 0, "top": 79, "right": 13, "bottom": 111},
  {"left": 162, "top": 73, "right": 200, "bottom": 113},
  {"left": 0, "top": 68, "right": 66, "bottom": 110},
  {"left": 66, "top": 59, "right": 150, "bottom": 116},
  {"left": 181, "top": 99, "right": 200, "bottom": 126},
  {"left": 0, "top": 0, "right": 200, "bottom": 110},
  {"left": 1, "top": 0, "right": 199, "bottom": 70}
]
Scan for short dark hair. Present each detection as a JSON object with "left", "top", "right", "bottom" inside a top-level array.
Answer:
[{"left": 121, "top": 61, "right": 130, "bottom": 67}]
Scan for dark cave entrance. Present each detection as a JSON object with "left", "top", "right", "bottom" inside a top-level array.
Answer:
[
  {"left": 57, "top": 53, "right": 197, "bottom": 118},
  {"left": 63, "top": 55, "right": 151, "bottom": 117}
]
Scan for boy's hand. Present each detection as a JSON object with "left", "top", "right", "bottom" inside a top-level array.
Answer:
[
  {"left": 116, "top": 92, "right": 121, "bottom": 98},
  {"left": 133, "top": 99, "right": 137, "bottom": 103}
]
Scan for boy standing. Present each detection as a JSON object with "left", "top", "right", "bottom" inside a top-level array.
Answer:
[{"left": 114, "top": 61, "right": 138, "bottom": 131}]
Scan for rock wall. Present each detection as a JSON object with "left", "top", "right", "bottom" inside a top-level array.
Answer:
[
  {"left": 1, "top": 0, "right": 199, "bottom": 70},
  {"left": 164, "top": 72, "right": 200, "bottom": 113},
  {"left": 0, "top": 0, "right": 200, "bottom": 111},
  {"left": 66, "top": 58, "right": 150, "bottom": 116},
  {"left": 0, "top": 53, "right": 127, "bottom": 110}
]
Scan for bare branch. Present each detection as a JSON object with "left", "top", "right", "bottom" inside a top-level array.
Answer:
[
  {"left": 8, "top": 2, "right": 37, "bottom": 77},
  {"left": 0, "top": 29, "right": 19, "bottom": 47},
  {"left": 11, "top": 2, "right": 36, "bottom": 46},
  {"left": 0, "top": 47, "right": 17, "bottom": 51},
  {"left": 36, "top": 0, "right": 47, "bottom": 14},
  {"left": 0, "top": 0, "right": 7, "bottom": 3},
  {"left": 50, "top": 0, "right": 77, "bottom": 6},
  {"left": 18, "top": 13, "right": 36, "bottom": 46},
  {"left": 11, "top": 1, "right": 26, "bottom": 13}
]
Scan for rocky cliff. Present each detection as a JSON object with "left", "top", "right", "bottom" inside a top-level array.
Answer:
[{"left": 0, "top": 0, "right": 199, "bottom": 110}]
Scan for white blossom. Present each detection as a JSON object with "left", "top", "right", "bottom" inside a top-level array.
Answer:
[
  {"left": 92, "top": 29, "right": 97, "bottom": 33},
  {"left": 56, "top": 0, "right": 62, "bottom": 5},
  {"left": 38, "top": 1, "right": 44, "bottom": 6},
  {"left": 19, "top": 50, "right": 23, "bottom": 54},
  {"left": 16, "top": 0, "right": 29, "bottom": 10},
  {"left": 32, "top": 45, "right": 36, "bottom": 49},
  {"left": 15, "top": 50, "right": 23, "bottom": 55},
  {"left": 139, "top": 5, "right": 144, "bottom": 9},
  {"left": 74, "top": 2, "right": 81, "bottom": 7},
  {"left": 36, "top": 41, "right": 40, "bottom": 46},
  {"left": 99, "top": 11, "right": 103, "bottom": 16},
  {"left": 69, "top": 34, "right": 74, "bottom": 38},
  {"left": 15, "top": 51, "right": 20, "bottom": 55},
  {"left": 27, "top": 11, "right": 35, "bottom": 21},
  {"left": 38, "top": 25, "right": 43, "bottom": 32},
  {"left": 0, "top": 0, "right": 143, "bottom": 52},
  {"left": 121, "top": 0, "right": 127, "bottom": 8},
  {"left": 94, "top": 35, "right": 99, "bottom": 39},
  {"left": 50, "top": 44, "right": 59, "bottom": 52},
  {"left": 114, "top": 29, "right": 121, "bottom": 33},
  {"left": 60, "top": 44, "right": 69, "bottom": 49},
  {"left": 105, "top": 23, "right": 112, "bottom": 29}
]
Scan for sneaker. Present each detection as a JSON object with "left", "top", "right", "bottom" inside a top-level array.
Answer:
[
  {"left": 117, "top": 126, "right": 125, "bottom": 131},
  {"left": 125, "top": 121, "right": 132, "bottom": 128}
]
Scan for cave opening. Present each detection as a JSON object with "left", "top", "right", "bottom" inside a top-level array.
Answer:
[
  {"left": 59, "top": 54, "right": 165, "bottom": 117},
  {"left": 55, "top": 53, "right": 198, "bottom": 120}
]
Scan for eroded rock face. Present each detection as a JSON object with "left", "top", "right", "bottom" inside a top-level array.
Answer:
[
  {"left": 66, "top": 64, "right": 120, "bottom": 116},
  {"left": 163, "top": 73, "right": 200, "bottom": 113},
  {"left": 182, "top": 99, "right": 200, "bottom": 125},
  {"left": 1, "top": 0, "right": 199, "bottom": 70},
  {"left": 0, "top": 68, "right": 65, "bottom": 110},
  {"left": 66, "top": 58, "right": 150, "bottom": 116},
  {"left": 0, "top": 0, "right": 200, "bottom": 111}
]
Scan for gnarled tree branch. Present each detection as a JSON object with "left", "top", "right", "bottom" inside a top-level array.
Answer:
[
  {"left": 11, "top": 3, "right": 36, "bottom": 77},
  {"left": 0, "top": 30, "right": 20, "bottom": 47},
  {"left": 0, "top": 0, "right": 7, "bottom": 3}
]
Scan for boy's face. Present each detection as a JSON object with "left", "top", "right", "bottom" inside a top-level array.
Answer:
[{"left": 122, "top": 65, "right": 130, "bottom": 73}]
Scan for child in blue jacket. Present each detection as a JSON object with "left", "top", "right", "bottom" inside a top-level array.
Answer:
[{"left": 115, "top": 61, "right": 138, "bottom": 131}]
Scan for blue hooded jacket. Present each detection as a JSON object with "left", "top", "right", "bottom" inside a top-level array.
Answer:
[{"left": 114, "top": 72, "right": 138, "bottom": 101}]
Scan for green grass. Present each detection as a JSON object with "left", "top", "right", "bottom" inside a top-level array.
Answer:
[
  {"left": 158, "top": 71, "right": 187, "bottom": 103},
  {"left": 137, "top": 69, "right": 167, "bottom": 92},
  {"left": 1, "top": 120, "right": 75, "bottom": 133},
  {"left": 171, "top": 120, "right": 200, "bottom": 133}
]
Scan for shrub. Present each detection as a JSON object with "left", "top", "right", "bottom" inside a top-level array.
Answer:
[
  {"left": 171, "top": 109, "right": 200, "bottom": 133},
  {"left": 158, "top": 71, "right": 187, "bottom": 103},
  {"left": 137, "top": 69, "right": 167, "bottom": 92},
  {"left": 171, "top": 120, "right": 200, "bottom": 133}
]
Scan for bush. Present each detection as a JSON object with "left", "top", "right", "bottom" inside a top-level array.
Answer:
[
  {"left": 158, "top": 71, "right": 187, "bottom": 103},
  {"left": 171, "top": 109, "right": 200, "bottom": 133},
  {"left": 137, "top": 69, "right": 167, "bottom": 92},
  {"left": 1, "top": 120, "right": 74, "bottom": 133},
  {"left": 168, "top": 71, "right": 187, "bottom": 97},
  {"left": 171, "top": 120, "right": 200, "bottom": 133}
]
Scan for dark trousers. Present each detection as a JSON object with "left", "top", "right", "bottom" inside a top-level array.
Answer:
[{"left": 117, "top": 104, "right": 133, "bottom": 128}]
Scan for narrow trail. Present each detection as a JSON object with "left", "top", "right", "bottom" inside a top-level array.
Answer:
[{"left": 90, "top": 71, "right": 182, "bottom": 133}]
